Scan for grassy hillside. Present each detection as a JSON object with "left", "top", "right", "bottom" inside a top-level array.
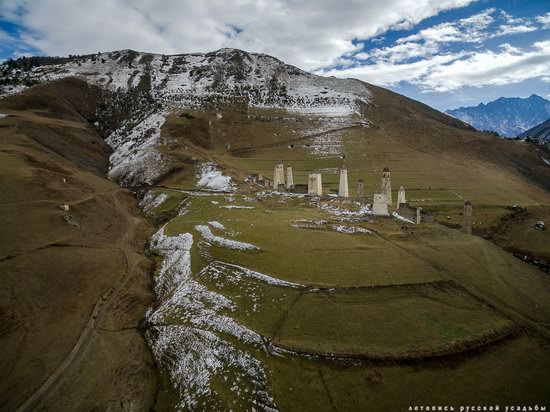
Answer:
[
  {"left": 137, "top": 80, "right": 550, "bottom": 409},
  {"left": 0, "top": 79, "right": 156, "bottom": 410},
  {"left": 1, "top": 73, "right": 549, "bottom": 411}
]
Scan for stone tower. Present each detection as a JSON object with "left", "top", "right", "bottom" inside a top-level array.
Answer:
[
  {"left": 286, "top": 166, "right": 294, "bottom": 189},
  {"left": 308, "top": 173, "right": 323, "bottom": 196},
  {"left": 372, "top": 193, "right": 389, "bottom": 216},
  {"left": 462, "top": 200, "right": 472, "bottom": 234},
  {"left": 381, "top": 166, "right": 392, "bottom": 206},
  {"left": 273, "top": 162, "right": 285, "bottom": 188},
  {"left": 338, "top": 166, "right": 349, "bottom": 197},
  {"left": 397, "top": 186, "right": 406, "bottom": 209},
  {"left": 356, "top": 179, "right": 364, "bottom": 200}
]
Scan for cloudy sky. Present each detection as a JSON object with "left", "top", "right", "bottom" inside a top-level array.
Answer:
[{"left": 0, "top": 0, "right": 549, "bottom": 111}]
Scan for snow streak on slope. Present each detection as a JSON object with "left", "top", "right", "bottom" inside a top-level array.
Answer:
[
  {"left": 107, "top": 111, "right": 167, "bottom": 186},
  {"left": 141, "top": 192, "right": 168, "bottom": 212},
  {"left": 195, "top": 224, "right": 260, "bottom": 250},
  {"left": 146, "top": 225, "right": 277, "bottom": 410},
  {"left": 203, "top": 261, "right": 302, "bottom": 289},
  {"left": 148, "top": 326, "right": 276, "bottom": 411},
  {"left": 149, "top": 225, "right": 193, "bottom": 300}
]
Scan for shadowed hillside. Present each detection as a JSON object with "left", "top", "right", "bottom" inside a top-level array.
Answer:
[{"left": 0, "top": 79, "right": 156, "bottom": 411}]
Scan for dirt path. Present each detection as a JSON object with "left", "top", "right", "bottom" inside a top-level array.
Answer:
[{"left": 16, "top": 190, "right": 135, "bottom": 411}]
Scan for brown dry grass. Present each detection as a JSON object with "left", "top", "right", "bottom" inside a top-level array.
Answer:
[{"left": 0, "top": 79, "right": 156, "bottom": 410}]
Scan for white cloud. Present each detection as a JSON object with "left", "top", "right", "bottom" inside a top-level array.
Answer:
[
  {"left": 320, "top": 41, "right": 550, "bottom": 92},
  {"left": 365, "top": 41, "right": 440, "bottom": 63},
  {"left": 0, "top": 0, "right": 475, "bottom": 70},
  {"left": 536, "top": 12, "right": 550, "bottom": 29},
  {"left": 397, "top": 8, "right": 496, "bottom": 44},
  {"left": 395, "top": 7, "right": 543, "bottom": 46},
  {"left": 496, "top": 24, "right": 537, "bottom": 36},
  {"left": 422, "top": 41, "right": 550, "bottom": 91},
  {"left": 318, "top": 52, "right": 466, "bottom": 86},
  {"left": 371, "top": 36, "right": 386, "bottom": 44}
]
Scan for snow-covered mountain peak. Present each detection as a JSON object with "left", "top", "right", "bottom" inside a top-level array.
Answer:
[{"left": 0, "top": 48, "right": 371, "bottom": 114}]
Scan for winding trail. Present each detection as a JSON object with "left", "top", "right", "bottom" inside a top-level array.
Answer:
[{"left": 16, "top": 190, "right": 135, "bottom": 412}]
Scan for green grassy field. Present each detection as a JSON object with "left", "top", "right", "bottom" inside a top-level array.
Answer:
[
  {"left": 140, "top": 104, "right": 550, "bottom": 410},
  {"left": 147, "top": 184, "right": 550, "bottom": 410},
  {"left": 3, "top": 71, "right": 550, "bottom": 412}
]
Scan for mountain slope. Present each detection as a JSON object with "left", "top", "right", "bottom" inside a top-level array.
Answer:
[
  {"left": 1, "top": 49, "right": 550, "bottom": 410},
  {"left": 0, "top": 79, "right": 156, "bottom": 410},
  {"left": 520, "top": 117, "right": 550, "bottom": 148},
  {"left": 445, "top": 94, "right": 550, "bottom": 137},
  {"left": 2, "top": 48, "right": 548, "bottom": 191},
  {"left": 1, "top": 48, "right": 370, "bottom": 112}
]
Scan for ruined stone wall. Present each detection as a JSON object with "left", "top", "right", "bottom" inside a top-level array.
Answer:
[{"left": 398, "top": 204, "right": 421, "bottom": 224}]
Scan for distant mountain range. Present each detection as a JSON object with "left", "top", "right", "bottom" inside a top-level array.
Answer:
[{"left": 445, "top": 95, "right": 550, "bottom": 137}]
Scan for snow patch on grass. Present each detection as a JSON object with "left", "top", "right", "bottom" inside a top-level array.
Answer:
[
  {"left": 256, "top": 191, "right": 307, "bottom": 199},
  {"left": 293, "top": 219, "right": 327, "bottom": 225},
  {"left": 149, "top": 225, "right": 193, "bottom": 300},
  {"left": 195, "top": 225, "right": 259, "bottom": 250},
  {"left": 392, "top": 212, "right": 416, "bottom": 224},
  {"left": 208, "top": 221, "right": 225, "bottom": 230},
  {"left": 146, "top": 228, "right": 276, "bottom": 410},
  {"left": 197, "top": 163, "right": 234, "bottom": 192},
  {"left": 332, "top": 225, "right": 374, "bottom": 234},
  {"left": 141, "top": 191, "right": 169, "bottom": 212},
  {"left": 221, "top": 205, "right": 255, "bottom": 209},
  {"left": 317, "top": 201, "right": 372, "bottom": 220}
]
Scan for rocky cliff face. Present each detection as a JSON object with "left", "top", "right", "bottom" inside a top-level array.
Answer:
[{"left": 445, "top": 94, "right": 550, "bottom": 137}]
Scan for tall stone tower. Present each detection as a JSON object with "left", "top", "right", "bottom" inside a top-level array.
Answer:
[
  {"left": 286, "top": 166, "right": 294, "bottom": 189},
  {"left": 308, "top": 173, "right": 323, "bottom": 196},
  {"left": 338, "top": 166, "right": 349, "bottom": 197},
  {"left": 373, "top": 193, "right": 389, "bottom": 216},
  {"left": 397, "top": 186, "right": 406, "bottom": 209},
  {"left": 356, "top": 179, "right": 364, "bottom": 200},
  {"left": 462, "top": 200, "right": 473, "bottom": 234},
  {"left": 380, "top": 166, "right": 392, "bottom": 206},
  {"left": 273, "top": 162, "right": 285, "bottom": 188}
]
